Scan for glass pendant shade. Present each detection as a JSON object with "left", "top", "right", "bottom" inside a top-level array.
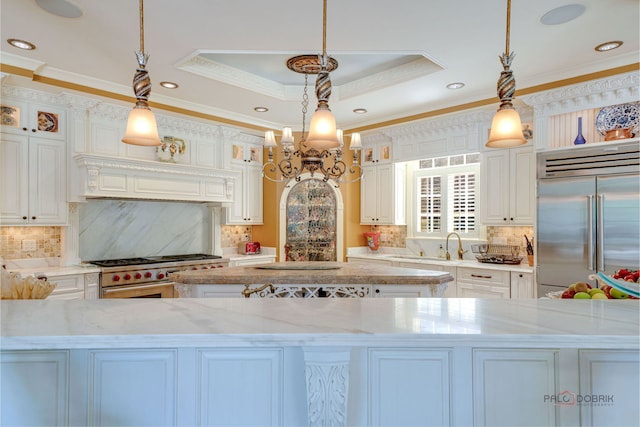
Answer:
[
  {"left": 122, "top": 107, "right": 161, "bottom": 146},
  {"left": 486, "top": 108, "right": 526, "bottom": 148},
  {"left": 306, "top": 108, "right": 340, "bottom": 150}
]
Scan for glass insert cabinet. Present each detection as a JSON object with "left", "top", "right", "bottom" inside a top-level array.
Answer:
[{"left": 285, "top": 179, "right": 337, "bottom": 261}]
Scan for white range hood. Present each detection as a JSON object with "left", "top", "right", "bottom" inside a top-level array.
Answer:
[{"left": 74, "top": 153, "right": 239, "bottom": 203}]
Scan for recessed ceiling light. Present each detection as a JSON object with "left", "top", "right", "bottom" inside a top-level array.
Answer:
[
  {"left": 595, "top": 41, "right": 623, "bottom": 52},
  {"left": 7, "top": 39, "right": 36, "bottom": 50},
  {"left": 540, "top": 4, "right": 586, "bottom": 25},
  {"left": 160, "top": 81, "right": 179, "bottom": 89},
  {"left": 35, "top": 0, "right": 83, "bottom": 18},
  {"left": 446, "top": 82, "right": 465, "bottom": 90},
  {"left": 254, "top": 107, "right": 269, "bottom": 113},
  {"left": 353, "top": 108, "right": 368, "bottom": 114}
]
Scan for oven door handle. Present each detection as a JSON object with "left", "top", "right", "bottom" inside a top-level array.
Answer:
[{"left": 102, "top": 282, "right": 174, "bottom": 295}]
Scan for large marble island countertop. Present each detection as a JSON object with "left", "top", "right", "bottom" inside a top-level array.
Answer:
[
  {"left": 170, "top": 261, "right": 453, "bottom": 285},
  {"left": 1, "top": 299, "right": 638, "bottom": 350}
]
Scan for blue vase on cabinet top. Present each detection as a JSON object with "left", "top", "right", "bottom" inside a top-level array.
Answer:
[{"left": 574, "top": 117, "right": 586, "bottom": 145}]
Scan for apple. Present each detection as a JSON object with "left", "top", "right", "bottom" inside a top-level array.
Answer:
[
  {"left": 592, "top": 293, "right": 608, "bottom": 300},
  {"left": 609, "top": 288, "right": 630, "bottom": 299},
  {"left": 573, "top": 292, "right": 591, "bottom": 299},
  {"left": 624, "top": 274, "right": 636, "bottom": 282},
  {"left": 561, "top": 288, "right": 576, "bottom": 299},
  {"left": 589, "top": 288, "right": 605, "bottom": 297},
  {"left": 574, "top": 282, "right": 589, "bottom": 293}
]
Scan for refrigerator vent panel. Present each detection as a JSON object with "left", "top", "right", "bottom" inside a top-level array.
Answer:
[{"left": 538, "top": 141, "right": 639, "bottom": 178}]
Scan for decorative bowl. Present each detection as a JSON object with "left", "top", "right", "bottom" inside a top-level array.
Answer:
[{"left": 595, "top": 102, "right": 639, "bottom": 138}]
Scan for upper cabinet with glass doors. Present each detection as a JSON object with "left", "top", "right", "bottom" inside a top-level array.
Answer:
[
  {"left": 362, "top": 141, "right": 391, "bottom": 165},
  {"left": 1, "top": 99, "right": 66, "bottom": 141}
]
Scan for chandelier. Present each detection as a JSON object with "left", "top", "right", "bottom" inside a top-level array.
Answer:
[
  {"left": 262, "top": 0, "right": 362, "bottom": 186},
  {"left": 486, "top": 0, "right": 526, "bottom": 148},
  {"left": 122, "top": 0, "right": 161, "bottom": 146}
]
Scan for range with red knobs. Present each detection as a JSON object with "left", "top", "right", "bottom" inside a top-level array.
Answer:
[{"left": 87, "top": 254, "right": 229, "bottom": 298}]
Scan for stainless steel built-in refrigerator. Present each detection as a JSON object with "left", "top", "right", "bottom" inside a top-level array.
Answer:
[{"left": 536, "top": 141, "right": 639, "bottom": 296}]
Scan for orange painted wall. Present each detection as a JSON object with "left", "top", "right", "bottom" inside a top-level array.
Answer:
[{"left": 250, "top": 135, "right": 369, "bottom": 261}]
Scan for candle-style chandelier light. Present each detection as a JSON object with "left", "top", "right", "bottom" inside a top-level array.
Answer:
[{"left": 262, "top": 0, "right": 363, "bottom": 186}]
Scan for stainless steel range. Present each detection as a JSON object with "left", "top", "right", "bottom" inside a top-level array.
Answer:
[{"left": 88, "top": 254, "right": 228, "bottom": 298}]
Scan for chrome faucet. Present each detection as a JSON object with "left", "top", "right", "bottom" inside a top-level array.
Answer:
[{"left": 445, "top": 232, "right": 467, "bottom": 260}]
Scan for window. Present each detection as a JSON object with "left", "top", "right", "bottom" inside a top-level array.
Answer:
[{"left": 413, "top": 153, "right": 479, "bottom": 237}]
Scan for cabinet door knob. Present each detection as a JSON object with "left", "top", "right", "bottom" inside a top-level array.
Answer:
[
  {"left": 519, "top": 274, "right": 523, "bottom": 277},
  {"left": 22, "top": 127, "right": 27, "bottom": 131},
  {"left": 375, "top": 288, "right": 380, "bottom": 294},
  {"left": 510, "top": 217, "right": 514, "bottom": 221},
  {"left": 22, "top": 216, "right": 27, "bottom": 220},
  {"left": 31, "top": 216, "right": 36, "bottom": 220},
  {"left": 503, "top": 218, "right": 507, "bottom": 221},
  {"left": 31, "top": 129, "right": 36, "bottom": 133}
]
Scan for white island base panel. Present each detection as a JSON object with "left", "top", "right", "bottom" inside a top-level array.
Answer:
[{"left": 1, "top": 298, "right": 639, "bottom": 427}]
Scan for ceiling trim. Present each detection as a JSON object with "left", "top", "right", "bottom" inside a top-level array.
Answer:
[{"left": 2, "top": 62, "right": 638, "bottom": 135}]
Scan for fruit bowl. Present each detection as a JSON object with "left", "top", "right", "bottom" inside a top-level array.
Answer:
[{"left": 594, "top": 272, "right": 640, "bottom": 298}]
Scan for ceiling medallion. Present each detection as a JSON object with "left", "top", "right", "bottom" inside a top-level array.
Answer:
[{"left": 286, "top": 54, "right": 339, "bottom": 75}]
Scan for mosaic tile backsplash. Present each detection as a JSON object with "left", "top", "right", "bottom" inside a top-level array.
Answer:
[
  {"left": 221, "top": 225, "right": 252, "bottom": 249},
  {"left": 0, "top": 226, "right": 62, "bottom": 259},
  {"left": 369, "top": 225, "right": 407, "bottom": 248}
]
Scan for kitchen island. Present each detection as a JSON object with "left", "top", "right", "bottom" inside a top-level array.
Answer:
[
  {"left": 1, "top": 298, "right": 638, "bottom": 427},
  {"left": 171, "top": 261, "right": 454, "bottom": 298}
]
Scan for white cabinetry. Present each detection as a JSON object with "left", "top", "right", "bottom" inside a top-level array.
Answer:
[
  {"left": 457, "top": 266, "right": 511, "bottom": 299},
  {"left": 0, "top": 132, "right": 67, "bottom": 225},
  {"left": 45, "top": 272, "right": 99, "bottom": 300},
  {"left": 229, "top": 256, "right": 276, "bottom": 267},
  {"left": 579, "top": 350, "right": 640, "bottom": 427},
  {"left": 372, "top": 284, "right": 435, "bottom": 297},
  {"left": 481, "top": 145, "right": 534, "bottom": 225},
  {"left": 368, "top": 349, "right": 453, "bottom": 426},
  {"left": 510, "top": 271, "right": 534, "bottom": 299},
  {"left": 361, "top": 163, "right": 405, "bottom": 224},
  {"left": 0, "top": 99, "right": 66, "bottom": 141},
  {"left": 473, "top": 349, "right": 559, "bottom": 426},
  {"left": 225, "top": 142, "right": 263, "bottom": 224},
  {"left": 362, "top": 141, "right": 391, "bottom": 165},
  {"left": 396, "top": 260, "right": 457, "bottom": 297}
]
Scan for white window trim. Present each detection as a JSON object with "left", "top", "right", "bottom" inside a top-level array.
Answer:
[{"left": 410, "top": 162, "right": 480, "bottom": 239}]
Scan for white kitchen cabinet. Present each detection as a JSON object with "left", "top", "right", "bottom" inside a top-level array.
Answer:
[
  {"left": 473, "top": 349, "right": 559, "bottom": 426},
  {"left": 510, "top": 271, "right": 535, "bottom": 299},
  {"left": 225, "top": 141, "right": 263, "bottom": 224},
  {"left": 579, "top": 350, "right": 640, "bottom": 427},
  {"left": 368, "top": 349, "right": 453, "bottom": 426},
  {"left": 456, "top": 266, "right": 511, "bottom": 299},
  {"left": 395, "top": 260, "right": 457, "bottom": 297},
  {"left": 0, "top": 99, "right": 66, "bottom": 141},
  {"left": 45, "top": 272, "right": 99, "bottom": 300},
  {"left": 346, "top": 256, "right": 394, "bottom": 266},
  {"left": 0, "top": 132, "right": 67, "bottom": 225},
  {"left": 372, "top": 284, "right": 437, "bottom": 297},
  {"left": 362, "top": 141, "right": 392, "bottom": 165},
  {"left": 229, "top": 256, "right": 276, "bottom": 267},
  {"left": 481, "top": 145, "right": 535, "bottom": 225},
  {"left": 361, "top": 163, "right": 405, "bottom": 224}
]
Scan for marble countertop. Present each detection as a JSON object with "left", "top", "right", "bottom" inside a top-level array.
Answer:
[
  {"left": 170, "top": 262, "right": 454, "bottom": 285},
  {"left": 347, "top": 253, "right": 534, "bottom": 273},
  {"left": 1, "top": 298, "right": 638, "bottom": 350}
]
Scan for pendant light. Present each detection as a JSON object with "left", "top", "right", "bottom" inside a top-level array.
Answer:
[
  {"left": 486, "top": 0, "right": 526, "bottom": 148},
  {"left": 305, "top": 0, "right": 340, "bottom": 150},
  {"left": 122, "top": 0, "right": 161, "bottom": 146}
]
